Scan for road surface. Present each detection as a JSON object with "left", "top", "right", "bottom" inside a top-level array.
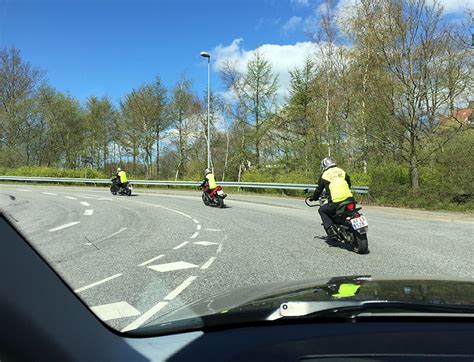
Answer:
[{"left": 1, "top": 184, "right": 472, "bottom": 332}]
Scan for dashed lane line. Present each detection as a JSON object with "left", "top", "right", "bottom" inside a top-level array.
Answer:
[
  {"left": 49, "top": 221, "right": 80, "bottom": 232},
  {"left": 197, "top": 224, "right": 202, "bottom": 230},
  {"left": 201, "top": 257, "right": 216, "bottom": 270},
  {"left": 193, "top": 219, "right": 199, "bottom": 224},
  {"left": 164, "top": 276, "right": 197, "bottom": 301},
  {"left": 83, "top": 209, "right": 94, "bottom": 216},
  {"left": 193, "top": 241, "right": 218, "bottom": 246},
  {"left": 91, "top": 301, "right": 140, "bottom": 321},
  {"left": 147, "top": 261, "right": 198, "bottom": 272},
  {"left": 121, "top": 302, "right": 168, "bottom": 333},
  {"left": 16, "top": 189, "right": 31, "bottom": 192},
  {"left": 190, "top": 231, "right": 199, "bottom": 239},
  {"left": 65, "top": 196, "right": 77, "bottom": 200},
  {"left": 205, "top": 228, "right": 222, "bottom": 232},
  {"left": 80, "top": 201, "right": 90, "bottom": 206},
  {"left": 138, "top": 254, "right": 164, "bottom": 267},
  {"left": 74, "top": 273, "right": 123, "bottom": 293},
  {"left": 96, "top": 227, "right": 127, "bottom": 243},
  {"left": 217, "top": 243, "right": 223, "bottom": 253},
  {"left": 42, "top": 192, "right": 57, "bottom": 196},
  {"left": 173, "top": 241, "right": 189, "bottom": 250}
]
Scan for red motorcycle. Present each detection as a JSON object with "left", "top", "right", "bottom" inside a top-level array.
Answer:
[{"left": 201, "top": 185, "right": 227, "bottom": 208}]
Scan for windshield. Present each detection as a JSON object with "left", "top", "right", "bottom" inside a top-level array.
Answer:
[{"left": 0, "top": 0, "right": 473, "bottom": 335}]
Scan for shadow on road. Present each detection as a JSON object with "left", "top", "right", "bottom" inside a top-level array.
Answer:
[{"left": 315, "top": 235, "right": 353, "bottom": 252}]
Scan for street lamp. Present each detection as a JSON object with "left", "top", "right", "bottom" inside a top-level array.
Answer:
[{"left": 200, "top": 51, "right": 211, "bottom": 170}]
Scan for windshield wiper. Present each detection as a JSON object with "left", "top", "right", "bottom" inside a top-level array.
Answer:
[{"left": 267, "top": 301, "right": 474, "bottom": 320}]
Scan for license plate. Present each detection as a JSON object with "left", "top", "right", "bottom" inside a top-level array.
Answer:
[
  {"left": 217, "top": 190, "right": 224, "bottom": 196},
  {"left": 351, "top": 216, "right": 368, "bottom": 230}
]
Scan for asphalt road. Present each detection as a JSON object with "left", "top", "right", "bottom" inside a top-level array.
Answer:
[{"left": 1, "top": 184, "right": 473, "bottom": 332}]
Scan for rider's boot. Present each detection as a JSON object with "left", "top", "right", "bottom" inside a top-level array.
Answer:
[{"left": 324, "top": 225, "right": 338, "bottom": 240}]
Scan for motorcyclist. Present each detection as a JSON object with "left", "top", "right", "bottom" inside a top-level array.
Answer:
[
  {"left": 309, "top": 156, "right": 354, "bottom": 239},
  {"left": 116, "top": 167, "right": 128, "bottom": 189},
  {"left": 200, "top": 168, "right": 217, "bottom": 193}
]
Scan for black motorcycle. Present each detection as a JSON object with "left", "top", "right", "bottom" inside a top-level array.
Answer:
[
  {"left": 304, "top": 189, "right": 369, "bottom": 254},
  {"left": 110, "top": 177, "right": 132, "bottom": 196}
]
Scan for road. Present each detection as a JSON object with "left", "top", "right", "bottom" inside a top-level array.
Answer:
[{"left": 1, "top": 184, "right": 473, "bottom": 332}]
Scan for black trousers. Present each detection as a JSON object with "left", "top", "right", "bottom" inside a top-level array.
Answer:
[{"left": 318, "top": 202, "right": 339, "bottom": 229}]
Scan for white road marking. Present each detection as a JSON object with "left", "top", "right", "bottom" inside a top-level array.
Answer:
[
  {"left": 83, "top": 209, "right": 94, "bottom": 216},
  {"left": 42, "top": 192, "right": 57, "bottom": 196},
  {"left": 91, "top": 301, "right": 140, "bottom": 321},
  {"left": 197, "top": 224, "right": 202, "bottom": 230},
  {"left": 193, "top": 219, "right": 199, "bottom": 224},
  {"left": 217, "top": 243, "right": 223, "bottom": 253},
  {"left": 121, "top": 302, "right": 168, "bottom": 333},
  {"left": 173, "top": 241, "right": 189, "bottom": 250},
  {"left": 190, "top": 231, "right": 199, "bottom": 239},
  {"left": 98, "top": 197, "right": 113, "bottom": 201},
  {"left": 49, "top": 221, "right": 80, "bottom": 232},
  {"left": 96, "top": 227, "right": 127, "bottom": 242},
  {"left": 17, "top": 189, "right": 31, "bottom": 192},
  {"left": 74, "top": 273, "right": 123, "bottom": 293},
  {"left": 164, "top": 276, "right": 197, "bottom": 301},
  {"left": 201, "top": 257, "right": 216, "bottom": 270},
  {"left": 84, "top": 242, "right": 93, "bottom": 246},
  {"left": 157, "top": 205, "right": 193, "bottom": 219},
  {"left": 148, "top": 261, "right": 198, "bottom": 272},
  {"left": 138, "top": 254, "right": 164, "bottom": 266},
  {"left": 65, "top": 196, "right": 77, "bottom": 200},
  {"left": 80, "top": 201, "right": 90, "bottom": 206},
  {"left": 205, "top": 228, "right": 222, "bottom": 232},
  {"left": 193, "top": 241, "right": 218, "bottom": 246}
]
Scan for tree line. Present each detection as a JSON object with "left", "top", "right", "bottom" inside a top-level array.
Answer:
[{"left": 1, "top": 0, "right": 472, "bottom": 198}]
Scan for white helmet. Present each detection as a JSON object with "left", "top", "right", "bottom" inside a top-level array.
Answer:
[
  {"left": 320, "top": 156, "right": 336, "bottom": 172},
  {"left": 117, "top": 167, "right": 122, "bottom": 172},
  {"left": 205, "top": 168, "right": 212, "bottom": 176}
]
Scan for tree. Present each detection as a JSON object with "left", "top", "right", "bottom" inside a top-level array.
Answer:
[
  {"left": 0, "top": 47, "right": 42, "bottom": 166},
  {"left": 220, "top": 50, "right": 278, "bottom": 168},
  {"left": 360, "top": 0, "right": 472, "bottom": 191}
]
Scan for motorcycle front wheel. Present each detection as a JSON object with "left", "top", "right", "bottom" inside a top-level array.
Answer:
[
  {"left": 217, "top": 196, "right": 225, "bottom": 208},
  {"left": 202, "top": 192, "right": 209, "bottom": 206},
  {"left": 352, "top": 232, "right": 368, "bottom": 254},
  {"left": 110, "top": 186, "right": 118, "bottom": 195}
]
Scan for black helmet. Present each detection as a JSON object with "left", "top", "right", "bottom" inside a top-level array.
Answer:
[{"left": 320, "top": 156, "right": 336, "bottom": 172}]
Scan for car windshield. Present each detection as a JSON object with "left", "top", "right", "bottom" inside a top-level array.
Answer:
[{"left": 0, "top": 0, "right": 473, "bottom": 335}]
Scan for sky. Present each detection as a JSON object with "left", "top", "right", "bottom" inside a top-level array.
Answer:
[{"left": 1, "top": 0, "right": 470, "bottom": 105}]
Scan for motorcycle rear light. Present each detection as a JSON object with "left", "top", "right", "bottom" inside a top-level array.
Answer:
[{"left": 346, "top": 202, "right": 356, "bottom": 211}]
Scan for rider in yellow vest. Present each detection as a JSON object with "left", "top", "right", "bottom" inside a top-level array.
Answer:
[
  {"left": 116, "top": 167, "right": 128, "bottom": 187},
  {"left": 309, "top": 156, "right": 353, "bottom": 239},
  {"left": 201, "top": 168, "right": 217, "bottom": 193}
]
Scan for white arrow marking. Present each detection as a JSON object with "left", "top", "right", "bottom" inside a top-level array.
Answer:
[
  {"left": 138, "top": 254, "right": 164, "bottom": 266},
  {"left": 91, "top": 301, "right": 140, "bottom": 321},
  {"left": 80, "top": 201, "right": 90, "bottom": 206},
  {"left": 121, "top": 302, "right": 168, "bottom": 332},
  {"left": 173, "top": 241, "right": 189, "bottom": 250}
]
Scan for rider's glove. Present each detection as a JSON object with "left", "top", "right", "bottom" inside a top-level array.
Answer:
[{"left": 308, "top": 197, "right": 315, "bottom": 202}]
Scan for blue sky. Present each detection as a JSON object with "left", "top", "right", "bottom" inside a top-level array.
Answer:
[{"left": 1, "top": 0, "right": 469, "bottom": 104}]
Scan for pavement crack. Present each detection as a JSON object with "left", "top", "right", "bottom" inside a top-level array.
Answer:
[{"left": 84, "top": 236, "right": 100, "bottom": 250}]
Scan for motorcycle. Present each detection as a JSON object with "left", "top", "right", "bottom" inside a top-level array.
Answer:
[
  {"left": 201, "top": 184, "right": 227, "bottom": 208},
  {"left": 304, "top": 189, "right": 369, "bottom": 254},
  {"left": 110, "top": 177, "right": 132, "bottom": 196}
]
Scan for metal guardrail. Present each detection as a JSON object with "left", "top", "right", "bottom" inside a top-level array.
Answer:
[{"left": 0, "top": 176, "right": 369, "bottom": 194}]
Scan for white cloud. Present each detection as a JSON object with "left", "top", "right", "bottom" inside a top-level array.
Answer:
[
  {"left": 282, "top": 16, "right": 303, "bottom": 32},
  {"left": 437, "top": 0, "right": 471, "bottom": 13},
  {"left": 213, "top": 39, "right": 317, "bottom": 103},
  {"left": 291, "top": 0, "right": 310, "bottom": 7}
]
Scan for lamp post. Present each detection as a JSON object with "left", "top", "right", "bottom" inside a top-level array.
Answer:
[{"left": 200, "top": 51, "right": 211, "bottom": 170}]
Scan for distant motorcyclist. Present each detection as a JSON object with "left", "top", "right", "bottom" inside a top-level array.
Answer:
[
  {"left": 200, "top": 168, "right": 217, "bottom": 193},
  {"left": 116, "top": 167, "right": 128, "bottom": 188},
  {"left": 309, "top": 156, "right": 354, "bottom": 239}
]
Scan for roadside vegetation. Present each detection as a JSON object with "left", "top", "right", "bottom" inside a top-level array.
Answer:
[{"left": 0, "top": 0, "right": 472, "bottom": 211}]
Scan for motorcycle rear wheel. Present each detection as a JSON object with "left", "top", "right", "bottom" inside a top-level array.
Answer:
[{"left": 352, "top": 232, "right": 369, "bottom": 254}]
